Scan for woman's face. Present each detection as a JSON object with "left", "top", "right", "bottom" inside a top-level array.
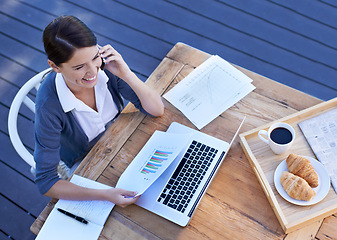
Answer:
[{"left": 52, "top": 45, "right": 102, "bottom": 93}]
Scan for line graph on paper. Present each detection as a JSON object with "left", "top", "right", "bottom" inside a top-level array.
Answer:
[
  {"left": 180, "top": 62, "right": 245, "bottom": 108},
  {"left": 163, "top": 55, "right": 255, "bottom": 129},
  {"left": 205, "top": 64, "right": 226, "bottom": 104}
]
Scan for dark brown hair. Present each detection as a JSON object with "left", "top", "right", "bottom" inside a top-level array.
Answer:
[{"left": 43, "top": 15, "right": 97, "bottom": 66}]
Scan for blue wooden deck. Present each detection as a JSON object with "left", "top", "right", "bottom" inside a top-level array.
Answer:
[{"left": 1, "top": 0, "right": 336, "bottom": 239}]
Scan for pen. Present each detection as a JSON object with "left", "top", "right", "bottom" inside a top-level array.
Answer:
[{"left": 57, "top": 208, "right": 88, "bottom": 224}]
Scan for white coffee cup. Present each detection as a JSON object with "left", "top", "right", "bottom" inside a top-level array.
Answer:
[{"left": 258, "top": 122, "right": 295, "bottom": 154}]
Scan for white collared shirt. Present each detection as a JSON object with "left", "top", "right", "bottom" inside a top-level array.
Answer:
[{"left": 55, "top": 70, "right": 119, "bottom": 142}]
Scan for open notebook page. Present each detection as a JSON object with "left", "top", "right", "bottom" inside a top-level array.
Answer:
[{"left": 36, "top": 175, "right": 114, "bottom": 240}]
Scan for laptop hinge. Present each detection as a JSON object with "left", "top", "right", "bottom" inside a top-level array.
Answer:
[{"left": 188, "top": 151, "right": 226, "bottom": 217}]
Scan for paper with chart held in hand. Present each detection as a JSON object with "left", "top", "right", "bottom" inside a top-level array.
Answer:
[
  {"left": 116, "top": 130, "right": 192, "bottom": 196},
  {"left": 163, "top": 55, "right": 255, "bottom": 129}
]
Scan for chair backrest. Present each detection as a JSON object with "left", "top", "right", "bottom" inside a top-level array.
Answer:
[{"left": 8, "top": 68, "right": 52, "bottom": 169}]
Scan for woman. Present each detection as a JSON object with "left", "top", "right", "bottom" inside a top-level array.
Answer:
[{"left": 34, "top": 15, "right": 164, "bottom": 207}]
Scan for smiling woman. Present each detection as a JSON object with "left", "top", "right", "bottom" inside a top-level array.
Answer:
[
  {"left": 49, "top": 46, "right": 102, "bottom": 111},
  {"left": 34, "top": 15, "right": 164, "bottom": 207}
]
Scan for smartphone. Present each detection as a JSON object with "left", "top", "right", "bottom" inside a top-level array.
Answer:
[{"left": 100, "top": 57, "right": 105, "bottom": 70}]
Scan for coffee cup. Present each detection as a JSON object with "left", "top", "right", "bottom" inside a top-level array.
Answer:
[{"left": 258, "top": 122, "right": 295, "bottom": 154}]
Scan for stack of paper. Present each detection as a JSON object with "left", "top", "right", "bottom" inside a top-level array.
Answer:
[
  {"left": 36, "top": 175, "right": 115, "bottom": 240},
  {"left": 164, "top": 55, "right": 255, "bottom": 129}
]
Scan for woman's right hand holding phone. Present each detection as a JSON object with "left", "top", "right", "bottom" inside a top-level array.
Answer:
[
  {"left": 98, "top": 44, "right": 164, "bottom": 117},
  {"left": 98, "top": 44, "right": 133, "bottom": 80}
]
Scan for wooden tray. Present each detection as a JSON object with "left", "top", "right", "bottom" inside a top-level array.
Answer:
[{"left": 239, "top": 97, "right": 337, "bottom": 233}]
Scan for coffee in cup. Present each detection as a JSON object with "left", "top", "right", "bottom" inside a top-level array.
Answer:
[{"left": 258, "top": 122, "right": 295, "bottom": 154}]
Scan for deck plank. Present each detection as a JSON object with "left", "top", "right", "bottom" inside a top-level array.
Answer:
[
  {"left": 0, "top": 101, "right": 34, "bottom": 147},
  {"left": 0, "top": 161, "right": 50, "bottom": 217},
  {"left": 269, "top": 0, "right": 337, "bottom": 40},
  {"left": 0, "top": 231, "right": 9, "bottom": 240},
  {"left": 321, "top": 0, "right": 337, "bottom": 8},
  {"left": 220, "top": 0, "right": 337, "bottom": 48},
  {"left": 0, "top": 33, "right": 48, "bottom": 73},
  {"left": 0, "top": 55, "right": 37, "bottom": 91},
  {"left": 0, "top": 13, "right": 44, "bottom": 54},
  {"left": 0, "top": 194, "right": 38, "bottom": 240},
  {"left": 0, "top": 130, "right": 33, "bottom": 179}
]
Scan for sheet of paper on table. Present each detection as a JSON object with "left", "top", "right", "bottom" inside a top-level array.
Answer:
[
  {"left": 163, "top": 55, "right": 255, "bottom": 129},
  {"left": 298, "top": 107, "right": 337, "bottom": 193},
  {"left": 116, "top": 130, "right": 192, "bottom": 196},
  {"left": 35, "top": 175, "right": 115, "bottom": 240}
]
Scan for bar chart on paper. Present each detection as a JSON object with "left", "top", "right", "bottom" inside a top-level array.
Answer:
[
  {"left": 141, "top": 150, "right": 173, "bottom": 175},
  {"left": 116, "top": 131, "right": 190, "bottom": 195}
]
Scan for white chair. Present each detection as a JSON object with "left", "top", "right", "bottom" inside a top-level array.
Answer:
[{"left": 8, "top": 68, "right": 70, "bottom": 179}]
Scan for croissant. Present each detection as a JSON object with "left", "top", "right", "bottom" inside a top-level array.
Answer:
[
  {"left": 286, "top": 153, "right": 319, "bottom": 188},
  {"left": 280, "top": 171, "right": 316, "bottom": 201}
]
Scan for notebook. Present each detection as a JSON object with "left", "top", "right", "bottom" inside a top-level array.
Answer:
[
  {"left": 36, "top": 175, "right": 115, "bottom": 240},
  {"left": 116, "top": 117, "right": 245, "bottom": 226}
]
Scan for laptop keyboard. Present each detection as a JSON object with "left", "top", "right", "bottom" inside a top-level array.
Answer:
[{"left": 157, "top": 140, "right": 218, "bottom": 213}]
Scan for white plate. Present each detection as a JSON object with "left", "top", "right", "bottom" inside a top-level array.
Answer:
[{"left": 274, "top": 156, "right": 330, "bottom": 206}]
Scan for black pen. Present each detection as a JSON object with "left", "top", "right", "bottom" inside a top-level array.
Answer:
[{"left": 57, "top": 208, "right": 88, "bottom": 224}]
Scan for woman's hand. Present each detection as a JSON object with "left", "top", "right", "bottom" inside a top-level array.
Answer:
[
  {"left": 98, "top": 44, "right": 164, "bottom": 117},
  {"left": 98, "top": 44, "right": 132, "bottom": 80},
  {"left": 103, "top": 188, "right": 140, "bottom": 208}
]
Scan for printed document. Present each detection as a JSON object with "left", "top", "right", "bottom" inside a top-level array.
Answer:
[
  {"left": 36, "top": 175, "right": 115, "bottom": 240},
  {"left": 299, "top": 107, "right": 337, "bottom": 193},
  {"left": 164, "top": 55, "right": 255, "bottom": 129},
  {"left": 116, "top": 131, "right": 191, "bottom": 195}
]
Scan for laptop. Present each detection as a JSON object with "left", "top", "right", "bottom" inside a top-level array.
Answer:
[{"left": 130, "top": 117, "right": 245, "bottom": 226}]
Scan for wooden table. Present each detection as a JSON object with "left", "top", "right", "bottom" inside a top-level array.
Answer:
[{"left": 31, "top": 43, "right": 337, "bottom": 239}]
